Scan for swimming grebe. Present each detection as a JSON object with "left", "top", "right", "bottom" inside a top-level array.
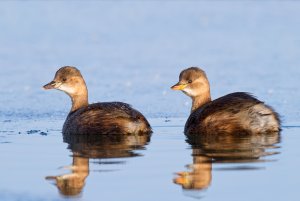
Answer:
[
  {"left": 171, "top": 67, "right": 280, "bottom": 135},
  {"left": 43, "top": 66, "right": 151, "bottom": 135}
]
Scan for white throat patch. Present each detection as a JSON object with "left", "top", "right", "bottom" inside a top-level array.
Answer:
[
  {"left": 58, "top": 84, "right": 76, "bottom": 95},
  {"left": 182, "top": 87, "right": 197, "bottom": 97}
]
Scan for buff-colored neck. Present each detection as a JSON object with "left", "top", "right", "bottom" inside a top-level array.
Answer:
[
  {"left": 70, "top": 81, "right": 89, "bottom": 112},
  {"left": 73, "top": 154, "right": 89, "bottom": 173},
  {"left": 191, "top": 90, "right": 211, "bottom": 113}
]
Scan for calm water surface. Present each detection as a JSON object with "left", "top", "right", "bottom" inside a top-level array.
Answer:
[
  {"left": 0, "top": 1, "right": 300, "bottom": 201},
  {"left": 0, "top": 118, "right": 299, "bottom": 201}
]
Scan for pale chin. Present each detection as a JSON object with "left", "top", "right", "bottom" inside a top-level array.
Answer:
[
  {"left": 182, "top": 88, "right": 197, "bottom": 97},
  {"left": 58, "top": 84, "right": 76, "bottom": 95}
]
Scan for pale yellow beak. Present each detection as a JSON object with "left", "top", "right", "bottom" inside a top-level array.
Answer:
[
  {"left": 173, "top": 172, "right": 189, "bottom": 185},
  {"left": 171, "top": 83, "right": 187, "bottom": 90}
]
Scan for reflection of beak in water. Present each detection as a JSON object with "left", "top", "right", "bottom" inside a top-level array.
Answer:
[
  {"left": 174, "top": 132, "right": 280, "bottom": 192},
  {"left": 46, "top": 134, "right": 151, "bottom": 197},
  {"left": 46, "top": 154, "right": 89, "bottom": 197},
  {"left": 174, "top": 155, "right": 212, "bottom": 190}
]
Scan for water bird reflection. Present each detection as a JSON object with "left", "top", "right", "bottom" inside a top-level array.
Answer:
[
  {"left": 46, "top": 133, "right": 151, "bottom": 197},
  {"left": 174, "top": 132, "right": 280, "bottom": 193}
]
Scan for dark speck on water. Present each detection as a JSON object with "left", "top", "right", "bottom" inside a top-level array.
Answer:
[
  {"left": 164, "top": 118, "right": 171, "bottom": 122},
  {"left": 40, "top": 132, "right": 48, "bottom": 136},
  {"left": 26, "top": 130, "right": 41, "bottom": 134},
  {"left": 0, "top": 1, "right": 299, "bottom": 201},
  {"left": 26, "top": 130, "right": 48, "bottom": 136}
]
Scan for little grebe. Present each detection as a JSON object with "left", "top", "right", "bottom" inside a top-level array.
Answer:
[
  {"left": 171, "top": 67, "right": 280, "bottom": 135},
  {"left": 43, "top": 66, "right": 151, "bottom": 135}
]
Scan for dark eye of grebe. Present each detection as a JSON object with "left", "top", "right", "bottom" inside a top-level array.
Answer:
[
  {"left": 62, "top": 78, "right": 67, "bottom": 82},
  {"left": 188, "top": 80, "right": 192, "bottom": 83}
]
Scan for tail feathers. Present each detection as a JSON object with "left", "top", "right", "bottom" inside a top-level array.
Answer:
[
  {"left": 124, "top": 117, "right": 152, "bottom": 135},
  {"left": 248, "top": 104, "right": 280, "bottom": 133}
]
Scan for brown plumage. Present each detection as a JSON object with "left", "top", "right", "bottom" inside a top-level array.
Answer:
[
  {"left": 174, "top": 132, "right": 280, "bottom": 190},
  {"left": 46, "top": 134, "right": 151, "bottom": 196},
  {"left": 171, "top": 67, "right": 280, "bottom": 135},
  {"left": 44, "top": 66, "right": 151, "bottom": 135}
]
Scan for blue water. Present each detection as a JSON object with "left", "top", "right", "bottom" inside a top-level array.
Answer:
[{"left": 0, "top": 1, "right": 299, "bottom": 201}]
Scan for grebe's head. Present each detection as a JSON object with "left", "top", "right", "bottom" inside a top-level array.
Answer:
[
  {"left": 171, "top": 67, "right": 210, "bottom": 98},
  {"left": 43, "top": 66, "right": 86, "bottom": 96}
]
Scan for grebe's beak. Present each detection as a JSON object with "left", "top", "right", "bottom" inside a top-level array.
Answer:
[
  {"left": 173, "top": 172, "right": 189, "bottom": 185},
  {"left": 45, "top": 175, "right": 57, "bottom": 180},
  {"left": 171, "top": 83, "right": 187, "bottom": 90},
  {"left": 43, "top": 81, "right": 59, "bottom": 90}
]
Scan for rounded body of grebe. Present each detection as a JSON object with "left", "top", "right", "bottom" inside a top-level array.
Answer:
[
  {"left": 63, "top": 102, "right": 151, "bottom": 135},
  {"left": 185, "top": 92, "right": 280, "bottom": 135},
  {"left": 171, "top": 67, "right": 281, "bottom": 135},
  {"left": 43, "top": 66, "right": 152, "bottom": 135}
]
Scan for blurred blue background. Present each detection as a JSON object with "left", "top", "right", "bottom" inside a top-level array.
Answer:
[
  {"left": 0, "top": 1, "right": 300, "bottom": 201},
  {"left": 0, "top": 1, "right": 299, "bottom": 123}
]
